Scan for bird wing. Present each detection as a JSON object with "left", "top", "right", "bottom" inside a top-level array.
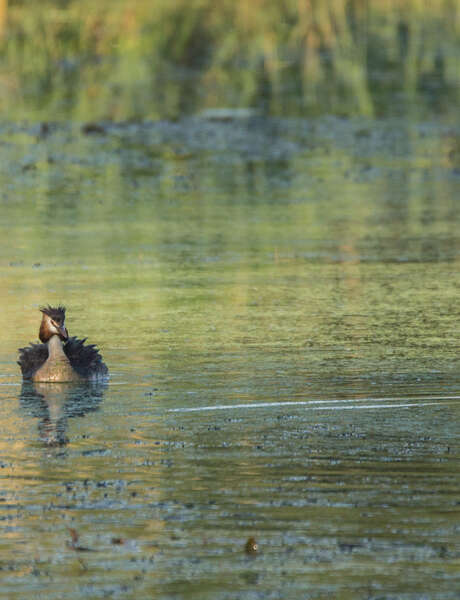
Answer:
[
  {"left": 63, "top": 336, "right": 108, "bottom": 379},
  {"left": 17, "top": 342, "right": 49, "bottom": 379}
]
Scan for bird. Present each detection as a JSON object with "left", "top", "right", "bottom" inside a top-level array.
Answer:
[{"left": 18, "top": 305, "right": 108, "bottom": 382}]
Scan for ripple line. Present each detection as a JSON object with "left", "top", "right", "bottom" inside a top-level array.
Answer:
[{"left": 168, "top": 396, "right": 460, "bottom": 413}]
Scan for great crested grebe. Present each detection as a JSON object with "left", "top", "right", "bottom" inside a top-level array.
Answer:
[{"left": 18, "top": 305, "right": 108, "bottom": 382}]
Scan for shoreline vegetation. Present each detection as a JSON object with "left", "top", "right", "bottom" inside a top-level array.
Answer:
[{"left": 0, "top": 0, "right": 458, "bottom": 121}]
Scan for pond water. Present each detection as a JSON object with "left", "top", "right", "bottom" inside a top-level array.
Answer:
[{"left": 0, "top": 115, "right": 459, "bottom": 598}]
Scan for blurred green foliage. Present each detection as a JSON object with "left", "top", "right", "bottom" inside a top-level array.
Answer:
[{"left": 0, "top": 0, "right": 458, "bottom": 120}]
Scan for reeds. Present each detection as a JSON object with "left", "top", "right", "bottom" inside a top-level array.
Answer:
[{"left": 0, "top": 0, "right": 458, "bottom": 120}]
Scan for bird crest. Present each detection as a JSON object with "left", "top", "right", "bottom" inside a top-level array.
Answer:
[{"left": 39, "top": 305, "right": 66, "bottom": 322}]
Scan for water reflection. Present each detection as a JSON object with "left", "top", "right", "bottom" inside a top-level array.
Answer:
[
  {"left": 19, "top": 382, "right": 106, "bottom": 447},
  {"left": 0, "top": 56, "right": 458, "bottom": 596}
]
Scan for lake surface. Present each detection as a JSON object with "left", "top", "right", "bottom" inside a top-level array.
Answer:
[{"left": 0, "top": 115, "right": 459, "bottom": 598}]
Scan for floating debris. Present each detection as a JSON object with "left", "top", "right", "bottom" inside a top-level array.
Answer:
[
  {"left": 81, "top": 122, "right": 106, "bottom": 135},
  {"left": 38, "top": 122, "right": 52, "bottom": 139},
  {"left": 68, "top": 528, "right": 79, "bottom": 546},
  {"left": 67, "top": 528, "right": 94, "bottom": 552},
  {"left": 111, "top": 537, "right": 125, "bottom": 545},
  {"left": 244, "top": 537, "right": 258, "bottom": 555}
]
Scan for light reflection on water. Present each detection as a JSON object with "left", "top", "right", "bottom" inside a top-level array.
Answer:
[
  {"left": 0, "top": 116, "right": 459, "bottom": 598},
  {"left": 168, "top": 396, "right": 460, "bottom": 412}
]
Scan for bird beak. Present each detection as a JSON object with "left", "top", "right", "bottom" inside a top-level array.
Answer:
[{"left": 59, "top": 325, "right": 69, "bottom": 341}]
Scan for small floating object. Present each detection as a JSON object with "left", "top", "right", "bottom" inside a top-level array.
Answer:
[
  {"left": 38, "top": 122, "right": 51, "bottom": 139},
  {"left": 111, "top": 537, "right": 125, "bottom": 545},
  {"left": 244, "top": 537, "right": 259, "bottom": 555},
  {"left": 67, "top": 528, "right": 94, "bottom": 552},
  {"left": 81, "top": 122, "right": 106, "bottom": 135},
  {"left": 68, "top": 528, "right": 79, "bottom": 546}
]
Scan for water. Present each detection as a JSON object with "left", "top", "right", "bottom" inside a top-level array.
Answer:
[{"left": 0, "top": 115, "right": 459, "bottom": 598}]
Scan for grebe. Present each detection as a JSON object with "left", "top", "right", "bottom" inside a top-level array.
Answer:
[{"left": 18, "top": 305, "right": 108, "bottom": 382}]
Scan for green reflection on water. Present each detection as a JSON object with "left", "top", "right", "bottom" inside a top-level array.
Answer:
[
  {"left": 0, "top": 80, "right": 459, "bottom": 600},
  {"left": 0, "top": 117, "right": 459, "bottom": 389}
]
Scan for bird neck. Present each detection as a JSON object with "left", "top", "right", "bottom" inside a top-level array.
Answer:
[{"left": 47, "top": 335, "right": 67, "bottom": 360}]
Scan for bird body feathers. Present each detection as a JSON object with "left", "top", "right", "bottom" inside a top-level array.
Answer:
[{"left": 18, "top": 306, "right": 108, "bottom": 382}]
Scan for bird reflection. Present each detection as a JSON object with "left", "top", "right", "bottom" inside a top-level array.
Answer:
[{"left": 19, "top": 381, "right": 106, "bottom": 446}]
